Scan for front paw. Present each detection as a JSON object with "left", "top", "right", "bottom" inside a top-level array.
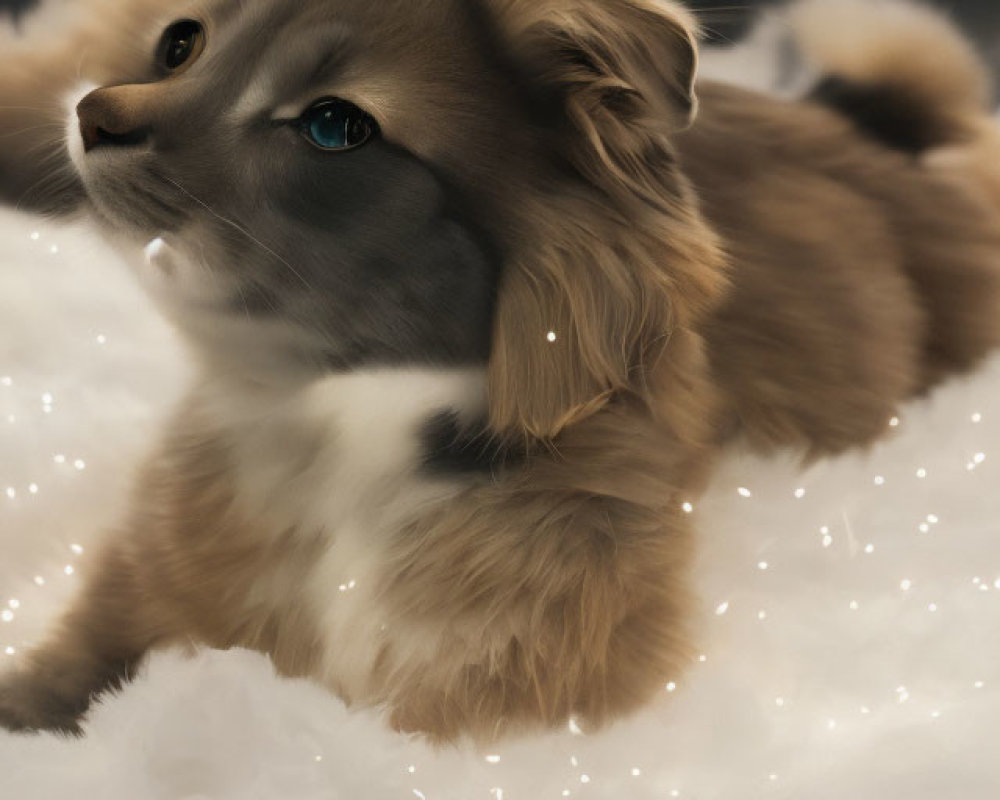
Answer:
[{"left": 0, "top": 672, "right": 86, "bottom": 735}]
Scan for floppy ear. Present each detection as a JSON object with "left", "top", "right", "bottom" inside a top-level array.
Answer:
[
  {"left": 512, "top": 0, "right": 700, "bottom": 137},
  {"left": 486, "top": 0, "right": 725, "bottom": 442}
]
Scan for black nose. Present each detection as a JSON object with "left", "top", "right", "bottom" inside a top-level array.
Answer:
[{"left": 77, "top": 90, "right": 151, "bottom": 152}]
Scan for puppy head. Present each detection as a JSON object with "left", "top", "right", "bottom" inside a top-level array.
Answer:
[
  {"left": 68, "top": 0, "right": 530, "bottom": 375},
  {"left": 66, "top": 0, "right": 724, "bottom": 421}
]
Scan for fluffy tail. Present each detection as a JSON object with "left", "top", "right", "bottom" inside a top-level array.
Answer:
[{"left": 789, "top": 0, "right": 994, "bottom": 154}]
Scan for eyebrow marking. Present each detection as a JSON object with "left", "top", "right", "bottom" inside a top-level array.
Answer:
[
  {"left": 306, "top": 33, "right": 353, "bottom": 88},
  {"left": 232, "top": 25, "right": 353, "bottom": 122}
]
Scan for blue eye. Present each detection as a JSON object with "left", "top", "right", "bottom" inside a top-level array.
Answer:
[{"left": 300, "top": 99, "right": 378, "bottom": 151}]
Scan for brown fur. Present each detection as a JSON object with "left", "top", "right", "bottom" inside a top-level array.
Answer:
[
  {"left": 486, "top": 0, "right": 727, "bottom": 442},
  {"left": 0, "top": 396, "right": 327, "bottom": 733},
  {"left": 678, "top": 82, "right": 1000, "bottom": 455},
  {"left": 2, "top": 0, "right": 1000, "bottom": 743},
  {"left": 0, "top": 388, "right": 713, "bottom": 741},
  {"left": 377, "top": 405, "right": 714, "bottom": 740}
]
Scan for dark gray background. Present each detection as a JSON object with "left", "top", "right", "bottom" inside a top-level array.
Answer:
[{"left": 0, "top": 0, "right": 35, "bottom": 23}]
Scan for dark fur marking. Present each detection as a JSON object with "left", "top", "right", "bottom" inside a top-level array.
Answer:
[
  {"left": 0, "top": 0, "right": 37, "bottom": 24},
  {"left": 809, "top": 75, "right": 960, "bottom": 155},
  {"left": 420, "top": 411, "right": 515, "bottom": 478}
]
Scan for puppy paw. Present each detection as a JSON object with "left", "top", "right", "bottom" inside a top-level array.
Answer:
[{"left": 0, "top": 673, "right": 86, "bottom": 735}]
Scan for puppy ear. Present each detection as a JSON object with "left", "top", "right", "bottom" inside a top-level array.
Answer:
[
  {"left": 486, "top": 0, "right": 724, "bottom": 442},
  {"left": 511, "top": 0, "right": 700, "bottom": 137}
]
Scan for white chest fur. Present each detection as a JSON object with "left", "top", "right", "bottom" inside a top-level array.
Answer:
[{"left": 201, "top": 367, "right": 487, "bottom": 697}]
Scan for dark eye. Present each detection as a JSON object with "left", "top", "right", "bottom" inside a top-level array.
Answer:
[
  {"left": 299, "top": 99, "right": 379, "bottom": 151},
  {"left": 158, "top": 20, "right": 205, "bottom": 72}
]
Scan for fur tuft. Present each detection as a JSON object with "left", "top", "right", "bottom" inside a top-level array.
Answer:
[{"left": 791, "top": 0, "right": 993, "bottom": 152}]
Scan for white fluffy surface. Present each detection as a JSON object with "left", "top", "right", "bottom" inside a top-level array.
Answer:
[
  {"left": 3, "top": 52, "right": 1000, "bottom": 800},
  {"left": 3, "top": 207, "right": 1000, "bottom": 800}
]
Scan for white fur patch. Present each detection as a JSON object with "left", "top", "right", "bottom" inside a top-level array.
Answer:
[
  {"left": 64, "top": 81, "right": 97, "bottom": 176},
  {"left": 201, "top": 367, "right": 487, "bottom": 697}
]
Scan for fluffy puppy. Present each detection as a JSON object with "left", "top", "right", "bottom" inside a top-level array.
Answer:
[{"left": 0, "top": 0, "right": 998, "bottom": 743}]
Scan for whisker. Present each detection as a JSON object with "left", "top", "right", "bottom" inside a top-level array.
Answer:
[
  {"left": 234, "top": 282, "right": 252, "bottom": 320},
  {"left": 0, "top": 123, "right": 67, "bottom": 143},
  {"left": 16, "top": 158, "right": 69, "bottom": 192},
  {"left": 192, "top": 237, "right": 227, "bottom": 301},
  {"left": 21, "top": 139, "right": 67, "bottom": 160},
  {"left": 127, "top": 179, "right": 187, "bottom": 222},
  {"left": 158, "top": 175, "right": 315, "bottom": 294},
  {"left": 15, "top": 162, "right": 78, "bottom": 213},
  {"left": 191, "top": 238, "right": 252, "bottom": 319},
  {"left": 0, "top": 105, "right": 61, "bottom": 112},
  {"left": 699, "top": 26, "right": 738, "bottom": 46}
]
